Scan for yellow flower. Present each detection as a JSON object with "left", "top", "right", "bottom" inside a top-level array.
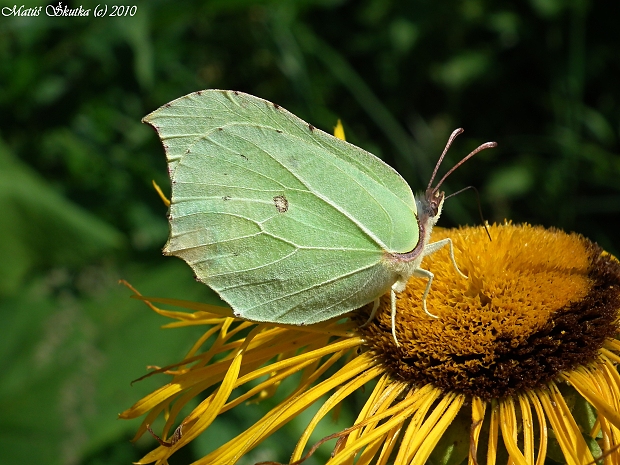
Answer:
[{"left": 121, "top": 223, "right": 620, "bottom": 465}]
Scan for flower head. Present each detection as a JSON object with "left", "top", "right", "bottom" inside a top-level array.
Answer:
[{"left": 121, "top": 223, "right": 620, "bottom": 465}]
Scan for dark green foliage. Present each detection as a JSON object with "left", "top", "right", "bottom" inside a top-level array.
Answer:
[{"left": 1, "top": 1, "right": 618, "bottom": 463}]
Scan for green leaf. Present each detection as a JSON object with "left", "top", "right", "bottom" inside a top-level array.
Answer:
[
  {"left": 429, "top": 410, "right": 471, "bottom": 465},
  {"left": 0, "top": 260, "right": 217, "bottom": 465},
  {"left": 0, "top": 140, "right": 124, "bottom": 296}
]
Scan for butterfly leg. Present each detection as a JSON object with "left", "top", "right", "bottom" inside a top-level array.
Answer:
[
  {"left": 390, "top": 286, "right": 400, "bottom": 346},
  {"left": 389, "top": 277, "right": 410, "bottom": 346},
  {"left": 413, "top": 267, "right": 439, "bottom": 318},
  {"left": 388, "top": 238, "right": 466, "bottom": 345},
  {"left": 424, "top": 237, "right": 467, "bottom": 279},
  {"left": 359, "top": 298, "right": 380, "bottom": 328}
]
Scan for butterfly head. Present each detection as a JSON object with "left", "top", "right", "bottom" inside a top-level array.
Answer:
[{"left": 425, "top": 188, "right": 445, "bottom": 218}]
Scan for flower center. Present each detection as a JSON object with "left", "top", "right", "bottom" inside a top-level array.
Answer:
[{"left": 359, "top": 224, "right": 620, "bottom": 399}]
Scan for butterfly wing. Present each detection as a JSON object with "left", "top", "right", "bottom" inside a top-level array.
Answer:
[{"left": 144, "top": 90, "right": 420, "bottom": 324}]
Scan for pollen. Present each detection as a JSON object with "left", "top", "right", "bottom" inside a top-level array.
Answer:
[{"left": 360, "top": 223, "right": 620, "bottom": 399}]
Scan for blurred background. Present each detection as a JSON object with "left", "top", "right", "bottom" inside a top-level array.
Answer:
[{"left": 2, "top": 0, "right": 619, "bottom": 463}]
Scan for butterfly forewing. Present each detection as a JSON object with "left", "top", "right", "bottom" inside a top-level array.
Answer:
[{"left": 146, "top": 90, "right": 422, "bottom": 324}]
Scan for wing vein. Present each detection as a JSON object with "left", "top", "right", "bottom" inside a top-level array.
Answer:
[{"left": 211, "top": 125, "right": 393, "bottom": 250}]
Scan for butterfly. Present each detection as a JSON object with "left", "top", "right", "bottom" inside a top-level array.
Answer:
[{"left": 144, "top": 90, "right": 496, "bottom": 345}]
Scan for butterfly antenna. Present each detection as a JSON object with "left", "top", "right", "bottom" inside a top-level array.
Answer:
[
  {"left": 446, "top": 186, "right": 492, "bottom": 241},
  {"left": 427, "top": 128, "right": 464, "bottom": 189},
  {"left": 431, "top": 137, "right": 497, "bottom": 193}
]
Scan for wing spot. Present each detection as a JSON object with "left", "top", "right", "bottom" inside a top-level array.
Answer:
[
  {"left": 197, "top": 90, "right": 203, "bottom": 95},
  {"left": 273, "top": 195, "right": 289, "bottom": 213},
  {"left": 308, "top": 124, "right": 315, "bottom": 132},
  {"left": 274, "top": 103, "right": 280, "bottom": 109}
]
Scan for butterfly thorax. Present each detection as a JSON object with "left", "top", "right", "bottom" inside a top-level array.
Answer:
[{"left": 382, "top": 188, "right": 445, "bottom": 276}]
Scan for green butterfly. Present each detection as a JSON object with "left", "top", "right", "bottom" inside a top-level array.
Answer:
[{"left": 144, "top": 90, "right": 496, "bottom": 345}]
